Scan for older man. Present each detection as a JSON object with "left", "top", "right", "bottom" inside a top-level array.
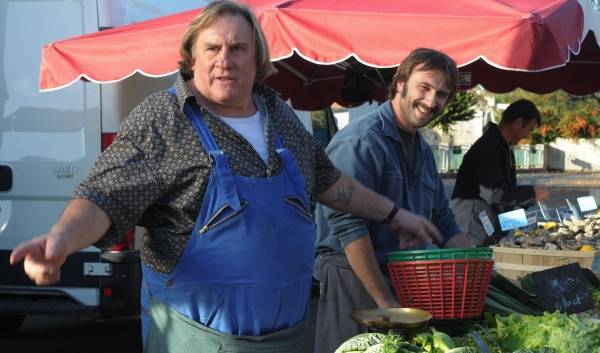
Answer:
[
  {"left": 10, "top": 2, "right": 441, "bottom": 352},
  {"left": 314, "top": 48, "right": 471, "bottom": 353}
]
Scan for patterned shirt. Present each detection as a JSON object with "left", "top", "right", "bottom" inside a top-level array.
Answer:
[{"left": 75, "top": 74, "right": 341, "bottom": 273}]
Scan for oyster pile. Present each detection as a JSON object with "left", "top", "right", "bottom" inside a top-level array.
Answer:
[{"left": 498, "top": 216, "right": 600, "bottom": 250}]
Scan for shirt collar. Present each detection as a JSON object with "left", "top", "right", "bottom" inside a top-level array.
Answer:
[
  {"left": 378, "top": 101, "right": 402, "bottom": 141},
  {"left": 378, "top": 100, "right": 424, "bottom": 142},
  {"left": 378, "top": 100, "right": 434, "bottom": 162}
]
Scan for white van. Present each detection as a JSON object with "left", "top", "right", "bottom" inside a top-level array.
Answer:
[
  {"left": 0, "top": 0, "right": 203, "bottom": 331},
  {"left": 0, "top": 0, "right": 343, "bottom": 333}
]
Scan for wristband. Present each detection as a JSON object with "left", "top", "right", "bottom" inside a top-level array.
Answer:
[{"left": 382, "top": 205, "right": 399, "bottom": 225}]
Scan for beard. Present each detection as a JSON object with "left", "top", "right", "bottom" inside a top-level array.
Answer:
[{"left": 399, "top": 85, "right": 440, "bottom": 129}]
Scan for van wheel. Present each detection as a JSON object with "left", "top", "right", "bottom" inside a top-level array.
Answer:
[{"left": 0, "top": 315, "right": 25, "bottom": 332}]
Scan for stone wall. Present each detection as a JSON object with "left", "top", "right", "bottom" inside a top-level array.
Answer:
[{"left": 547, "top": 138, "right": 600, "bottom": 171}]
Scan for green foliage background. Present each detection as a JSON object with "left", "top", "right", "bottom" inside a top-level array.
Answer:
[
  {"left": 494, "top": 90, "right": 600, "bottom": 144},
  {"left": 429, "top": 90, "right": 482, "bottom": 131}
]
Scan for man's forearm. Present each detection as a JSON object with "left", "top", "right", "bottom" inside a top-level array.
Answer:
[
  {"left": 53, "top": 198, "right": 112, "bottom": 256},
  {"left": 345, "top": 236, "right": 399, "bottom": 308},
  {"left": 318, "top": 172, "right": 444, "bottom": 247},
  {"left": 317, "top": 172, "right": 394, "bottom": 223}
]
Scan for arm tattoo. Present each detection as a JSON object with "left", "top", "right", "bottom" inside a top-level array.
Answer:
[{"left": 334, "top": 182, "right": 355, "bottom": 206}]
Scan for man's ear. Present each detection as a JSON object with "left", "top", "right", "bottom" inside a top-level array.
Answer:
[
  {"left": 515, "top": 117, "right": 525, "bottom": 128},
  {"left": 396, "top": 81, "right": 405, "bottom": 97}
]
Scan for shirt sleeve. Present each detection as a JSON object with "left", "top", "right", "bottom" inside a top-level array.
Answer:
[
  {"left": 75, "top": 98, "right": 167, "bottom": 249},
  {"left": 321, "top": 134, "right": 383, "bottom": 248},
  {"left": 275, "top": 100, "right": 341, "bottom": 199},
  {"left": 311, "top": 140, "right": 342, "bottom": 198}
]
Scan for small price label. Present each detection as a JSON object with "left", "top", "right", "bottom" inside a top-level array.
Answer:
[
  {"left": 538, "top": 201, "right": 550, "bottom": 220},
  {"left": 498, "top": 208, "right": 528, "bottom": 231},
  {"left": 566, "top": 198, "right": 582, "bottom": 220},
  {"left": 478, "top": 210, "right": 494, "bottom": 236}
]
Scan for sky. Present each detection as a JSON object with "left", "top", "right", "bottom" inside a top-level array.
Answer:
[{"left": 100, "top": 0, "right": 208, "bottom": 26}]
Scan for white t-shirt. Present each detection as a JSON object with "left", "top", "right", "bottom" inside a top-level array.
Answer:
[{"left": 219, "top": 111, "right": 268, "bottom": 163}]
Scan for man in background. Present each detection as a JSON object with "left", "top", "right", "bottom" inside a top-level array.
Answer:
[{"left": 451, "top": 99, "right": 550, "bottom": 246}]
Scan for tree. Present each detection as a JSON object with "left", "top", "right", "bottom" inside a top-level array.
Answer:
[
  {"left": 493, "top": 89, "right": 600, "bottom": 143},
  {"left": 429, "top": 90, "right": 481, "bottom": 131}
]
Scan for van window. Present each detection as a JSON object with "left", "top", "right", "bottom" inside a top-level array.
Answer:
[{"left": 0, "top": 0, "right": 94, "bottom": 162}]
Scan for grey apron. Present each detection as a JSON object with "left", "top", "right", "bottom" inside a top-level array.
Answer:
[{"left": 145, "top": 298, "right": 307, "bottom": 353}]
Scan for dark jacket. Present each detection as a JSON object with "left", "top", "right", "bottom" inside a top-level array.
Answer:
[
  {"left": 451, "top": 122, "right": 535, "bottom": 244},
  {"left": 452, "top": 122, "right": 535, "bottom": 210}
]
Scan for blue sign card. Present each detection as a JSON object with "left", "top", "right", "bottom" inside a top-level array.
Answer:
[
  {"left": 498, "top": 208, "right": 528, "bottom": 231},
  {"left": 577, "top": 195, "right": 597, "bottom": 212}
]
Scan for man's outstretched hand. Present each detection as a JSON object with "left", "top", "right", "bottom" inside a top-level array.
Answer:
[{"left": 10, "top": 232, "right": 68, "bottom": 285}]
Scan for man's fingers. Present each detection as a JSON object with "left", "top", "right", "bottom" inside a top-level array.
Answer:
[
  {"left": 9, "top": 241, "right": 37, "bottom": 265},
  {"left": 34, "top": 270, "right": 61, "bottom": 286},
  {"left": 399, "top": 235, "right": 420, "bottom": 249},
  {"left": 23, "top": 257, "right": 61, "bottom": 286},
  {"left": 403, "top": 239, "right": 419, "bottom": 249},
  {"left": 391, "top": 211, "right": 443, "bottom": 248},
  {"left": 426, "top": 223, "right": 444, "bottom": 245},
  {"left": 413, "top": 221, "right": 442, "bottom": 245},
  {"left": 10, "top": 236, "right": 62, "bottom": 285}
]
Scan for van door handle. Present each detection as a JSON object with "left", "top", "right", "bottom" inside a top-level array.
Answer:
[{"left": 0, "top": 165, "right": 13, "bottom": 191}]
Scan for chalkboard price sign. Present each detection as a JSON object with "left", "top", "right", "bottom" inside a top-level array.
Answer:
[{"left": 531, "top": 263, "right": 595, "bottom": 314}]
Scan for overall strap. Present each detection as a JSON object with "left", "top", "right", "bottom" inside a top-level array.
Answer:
[
  {"left": 273, "top": 132, "right": 310, "bottom": 209},
  {"left": 168, "top": 87, "right": 241, "bottom": 210}
]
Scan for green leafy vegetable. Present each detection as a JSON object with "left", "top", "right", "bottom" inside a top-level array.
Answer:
[
  {"left": 381, "top": 331, "right": 423, "bottom": 353},
  {"left": 413, "top": 331, "right": 434, "bottom": 353},
  {"left": 495, "top": 312, "right": 600, "bottom": 353},
  {"left": 382, "top": 332, "right": 402, "bottom": 353},
  {"left": 589, "top": 285, "right": 600, "bottom": 305},
  {"left": 432, "top": 328, "right": 456, "bottom": 353},
  {"left": 335, "top": 332, "right": 387, "bottom": 353},
  {"left": 365, "top": 343, "right": 384, "bottom": 353},
  {"left": 445, "top": 348, "right": 482, "bottom": 353}
]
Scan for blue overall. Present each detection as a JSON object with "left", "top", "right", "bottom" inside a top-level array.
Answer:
[{"left": 140, "top": 92, "right": 315, "bottom": 346}]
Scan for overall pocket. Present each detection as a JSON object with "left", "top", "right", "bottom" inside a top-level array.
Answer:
[
  {"left": 199, "top": 200, "right": 248, "bottom": 235},
  {"left": 285, "top": 196, "right": 313, "bottom": 221}
]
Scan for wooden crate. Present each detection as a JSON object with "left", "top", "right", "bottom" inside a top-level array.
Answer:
[{"left": 491, "top": 246, "right": 600, "bottom": 279}]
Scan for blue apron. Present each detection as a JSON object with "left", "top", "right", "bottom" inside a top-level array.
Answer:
[{"left": 140, "top": 91, "right": 315, "bottom": 347}]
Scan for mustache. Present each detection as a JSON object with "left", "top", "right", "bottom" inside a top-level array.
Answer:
[{"left": 417, "top": 103, "right": 439, "bottom": 115}]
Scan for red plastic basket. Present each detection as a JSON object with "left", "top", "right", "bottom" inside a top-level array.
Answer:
[{"left": 387, "top": 259, "right": 494, "bottom": 319}]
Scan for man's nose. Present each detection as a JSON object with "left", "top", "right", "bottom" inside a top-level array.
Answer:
[
  {"left": 423, "top": 91, "right": 437, "bottom": 108},
  {"left": 215, "top": 48, "right": 233, "bottom": 68}
]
